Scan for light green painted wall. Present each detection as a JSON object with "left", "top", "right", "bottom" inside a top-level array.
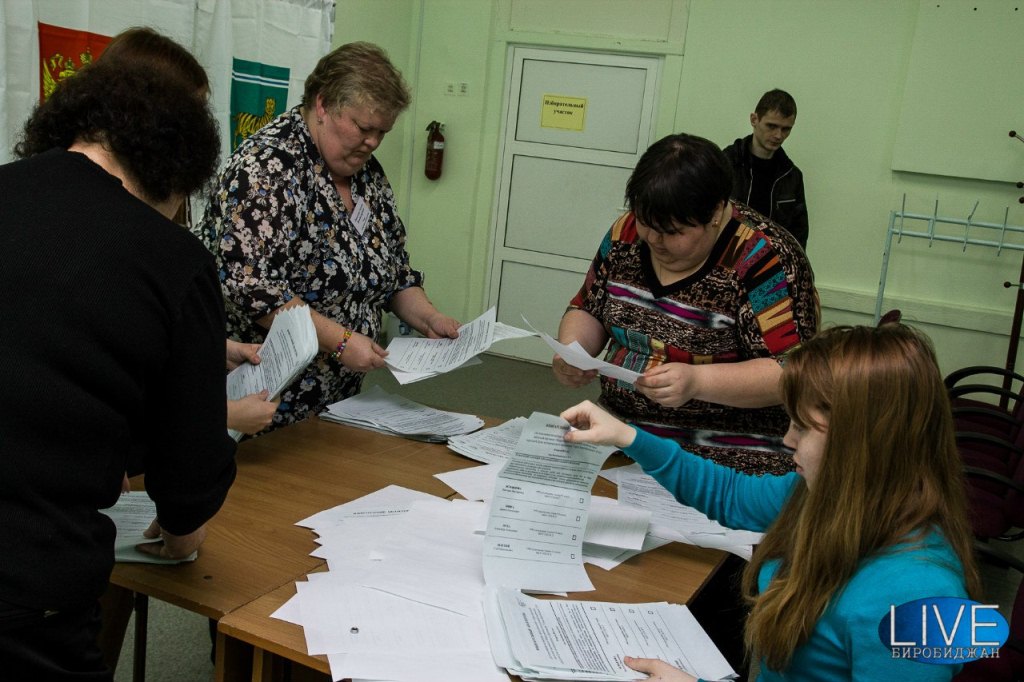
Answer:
[{"left": 336, "top": 0, "right": 1024, "bottom": 376}]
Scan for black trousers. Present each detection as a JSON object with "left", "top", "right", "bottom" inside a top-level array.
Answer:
[{"left": 0, "top": 598, "right": 112, "bottom": 682}]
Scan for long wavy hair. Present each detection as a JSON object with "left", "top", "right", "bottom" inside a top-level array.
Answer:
[{"left": 742, "top": 324, "right": 981, "bottom": 671}]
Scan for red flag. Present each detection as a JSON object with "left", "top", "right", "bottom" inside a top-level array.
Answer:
[{"left": 38, "top": 22, "right": 111, "bottom": 101}]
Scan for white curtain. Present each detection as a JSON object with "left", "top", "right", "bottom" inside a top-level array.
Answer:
[{"left": 0, "top": 0, "right": 334, "bottom": 164}]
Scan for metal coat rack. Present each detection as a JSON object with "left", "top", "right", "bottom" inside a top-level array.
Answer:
[{"left": 875, "top": 193, "right": 1024, "bottom": 402}]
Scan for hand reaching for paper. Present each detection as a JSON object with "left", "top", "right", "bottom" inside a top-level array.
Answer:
[{"left": 340, "top": 331, "right": 389, "bottom": 372}]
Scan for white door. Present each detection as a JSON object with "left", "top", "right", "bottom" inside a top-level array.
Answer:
[{"left": 487, "top": 46, "right": 660, "bottom": 363}]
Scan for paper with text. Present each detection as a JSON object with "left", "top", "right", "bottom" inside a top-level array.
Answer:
[
  {"left": 483, "top": 412, "right": 614, "bottom": 593},
  {"left": 486, "top": 587, "right": 735, "bottom": 681},
  {"left": 226, "top": 304, "right": 317, "bottom": 439}
]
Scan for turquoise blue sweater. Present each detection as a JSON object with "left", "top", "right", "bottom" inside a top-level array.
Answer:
[{"left": 625, "top": 428, "right": 967, "bottom": 682}]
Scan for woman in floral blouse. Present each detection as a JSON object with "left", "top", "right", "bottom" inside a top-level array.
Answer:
[{"left": 198, "top": 42, "right": 459, "bottom": 430}]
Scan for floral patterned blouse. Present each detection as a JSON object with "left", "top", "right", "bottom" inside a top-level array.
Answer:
[
  {"left": 569, "top": 204, "right": 819, "bottom": 475},
  {"left": 195, "top": 106, "right": 424, "bottom": 429}
]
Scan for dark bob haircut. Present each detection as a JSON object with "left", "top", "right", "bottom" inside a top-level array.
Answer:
[
  {"left": 14, "top": 60, "right": 219, "bottom": 204},
  {"left": 625, "top": 133, "right": 733, "bottom": 233},
  {"left": 99, "top": 26, "right": 210, "bottom": 94}
]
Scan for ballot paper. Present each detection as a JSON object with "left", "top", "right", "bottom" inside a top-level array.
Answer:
[
  {"left": 483, "top": 413, "right": 615, "bottom": 593},
  {"left": 225, "top": 304, "right": 318, "bottom": 440},
  {"left": 447, "top": 416, "right": 527, "bottom": 464},
  {"left": 522, "top": 315, "right": 641, "bottom": 384},
  {"left": 101, "top": 492, "right": 196, "bottom": 564},
  {"left": 485, "top": 587, "right": 736, "bottom": 681},
  {"left": 320, "top": 385, "right": 483, "bottom": 442},
  {"left": 384, "top": 309, "right": 534, "bottom": 384},
  {"left": 616, "top": 464, "right": 762, "bottom": 560}
]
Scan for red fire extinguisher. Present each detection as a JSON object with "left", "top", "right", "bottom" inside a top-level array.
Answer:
[{"left": 425, "top": 121, "right": 445, "bottom": 180}]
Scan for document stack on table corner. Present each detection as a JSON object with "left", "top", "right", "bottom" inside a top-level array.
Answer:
[
  {"left": 320, "top": 385, "right": 483, "bottom": 442},
  {"left": 102, "top": 492, "right": 197, "bottom": 564},
  {"left": 226, "top": 304, "right": 318, "bottom": 440},
  {"left": 384, "top": 307, "right": 535, "bottom": 384},
  {"left": 484, "top": 587, "right": 736, "bottom": 681},
  {"left": 482, "top": 412, "right": 616, "bottom": 594}
]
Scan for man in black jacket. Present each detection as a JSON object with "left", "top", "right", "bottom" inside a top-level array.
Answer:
[{"left": 723, "top": 89, "right": 809, "bottom": 249}]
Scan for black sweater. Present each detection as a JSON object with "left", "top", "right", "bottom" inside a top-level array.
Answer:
[{"left": 0, "top": 149, "right": 236, "bottom": 609}]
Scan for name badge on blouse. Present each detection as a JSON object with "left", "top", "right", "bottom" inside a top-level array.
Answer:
[{"left": 350, "top": 197, "right": 371, "bottom": 235}]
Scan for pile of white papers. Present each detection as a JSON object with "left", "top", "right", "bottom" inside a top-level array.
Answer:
[
  {"left": 384, "top": 307, "right": 534, "bottom": 384},
  {"left": 226, "top": 304, "right": 318, "bottom": 440},
  {"left": 276, "top": 486, "right": 507, "bottom": 682},
  {"left": 102, "top": 492, "right": 196, "bottom": 564},
  {"left": 605, "top": 463, "right": 763, "bottom": 560},
  {"left": 485, "top": 587, "right": 735, "bottom": 681},
  {"left": 447, "top": 416, "right": 526, "bottom": 464},
  {"left": 320, "top": 385, "right": 483, "bottom": 442}
]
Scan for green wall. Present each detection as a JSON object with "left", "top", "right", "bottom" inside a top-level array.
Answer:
[{"left": 335, "top": 0, "right": 1024, "bottom": 375}]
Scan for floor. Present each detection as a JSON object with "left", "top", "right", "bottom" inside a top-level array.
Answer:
[{"left": 112, "top": 353, "right": 1024, "bottom": 681}]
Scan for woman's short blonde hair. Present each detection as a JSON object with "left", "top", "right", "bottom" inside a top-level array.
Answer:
[{"left": 302, "top": 42, "right": 410, "bottom": 117}]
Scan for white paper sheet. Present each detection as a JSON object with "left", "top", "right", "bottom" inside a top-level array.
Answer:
[
  {"left": 617, "top": 464, "right": 762, "bottom": 557},
  {"left": 359, "top": 499, "right": 487, "bottom": 616},
  {"left": 100, "top": 492, "right": 196, "bottom": 564},
  {"left": 522, "top": 315, "right": 641, "bottom": 384},
  {"left": 434, "top": 461, "right": 504, "bottom": 501},
  {"left": 385, "top": 308, "right": 496, "bottom": 374},
  {"left": 483, "top": 413, "right": 615, "bottom": 593},
  {"left": 584, "top": 496, "right": 651, "bottom": 551},
  {"left": 447, "top": 417, "right": 527, "bottom": 464}
]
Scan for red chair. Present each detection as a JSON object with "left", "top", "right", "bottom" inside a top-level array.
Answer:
[{"left": 947, "top": 366, "right": 1024, "bottom": 444}]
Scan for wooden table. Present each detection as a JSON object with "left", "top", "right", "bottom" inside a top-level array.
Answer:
[
  {"left": 208, "top": 422, "right": 726, "bottom": 682},
  {"left": 111, "top": 417, "right": 481, "bottom": 680}
]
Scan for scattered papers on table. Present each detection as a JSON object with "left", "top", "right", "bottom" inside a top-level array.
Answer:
[
  {"left": 226, "top": 304, "right": 318, "bottom": 440},
  {"left": 101, "top": 492, "right": 196, "bottom": 564},
  {"left": 522, "top": 315, "right": 641, "bottom": 384},
  {"left": 483, "top": 412, "right": 615, "bottom": 593},
  {"left": 320, "top": 385, "right": 483, "bottom": 442},
  {"left": 614, "top": 463, "right": 763, "bottom": 560},
  {"left": 447, "top": 416, "right": 527, "bottom": 464},
  {"left": 485, "top": 587, "right": 736, "bottom": 681},
  {"left": 279, "top": 487, "right": 507, "bottom": 682},
  {"left": 384, "top": 307, "right": 534, "bottom": 384}
]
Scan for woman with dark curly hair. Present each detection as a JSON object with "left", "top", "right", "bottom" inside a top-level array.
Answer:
[{"left": 0, "top": 57, "right": 235, "bottom": 680}]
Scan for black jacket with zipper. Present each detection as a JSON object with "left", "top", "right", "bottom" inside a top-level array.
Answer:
[{"left": 723, "top": 135, "right": 808, "bottom": 249}]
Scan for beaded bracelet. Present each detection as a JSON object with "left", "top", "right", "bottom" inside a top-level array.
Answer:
[{"left": 330, "top": 329, "right": 353, "bottom": 362}]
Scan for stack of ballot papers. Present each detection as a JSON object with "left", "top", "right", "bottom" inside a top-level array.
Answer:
[
  {"left": 384, "top": 307, "right": 534, "bottom": 384},
  {"left": 226, "top": 304, "right": 318, "bottom": 440},
  {"left": 320, "top": 385, "right": 483, "bottom": 442},
  {"left": 485, "top": 587, "right": 736, "bottom": 681},
  {"left": 101, "top": 492, "right": 196, "bottom": 564}
]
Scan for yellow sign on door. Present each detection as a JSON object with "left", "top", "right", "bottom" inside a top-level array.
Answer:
[{"left": 540, "top": 94, "right": 587, "bottom": 131}]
